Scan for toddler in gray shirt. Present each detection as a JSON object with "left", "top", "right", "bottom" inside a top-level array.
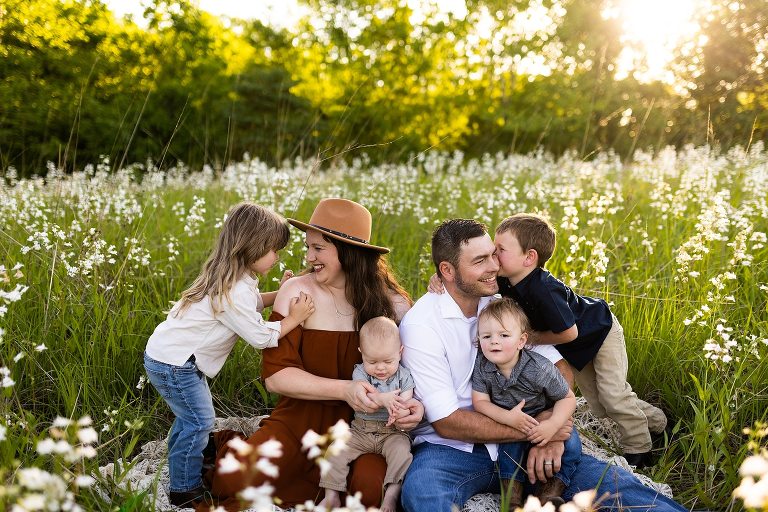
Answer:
[{"left": 472, "top": 298, "right": 579, "bottom": 509}]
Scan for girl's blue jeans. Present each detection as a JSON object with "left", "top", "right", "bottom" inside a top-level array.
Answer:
[
  {"left": 144, "top": 352, "right": 215, "bottom": 493},
  {"left": 401, "top": 440, "right": 686, "bottom": 512},
  {"left": 499, "top": 426, "right": 582, "bottom": 485}
]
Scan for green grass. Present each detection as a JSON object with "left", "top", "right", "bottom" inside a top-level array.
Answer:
[{"left": 1, "top": 146, "right": 766, "bottom": 509}]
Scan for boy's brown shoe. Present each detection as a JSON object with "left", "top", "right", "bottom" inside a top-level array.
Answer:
[
  {"left": 624, "top": 450, "right": 655, "bottom": 468},
  {"left": 169, "top": 485, "right": 212, "bottom": 508},
  {"left": 536, "top": 478, "right": 567, "bottom": 508},
  {"left": 502, "top": 478, "right": 525, "bottom": 509}
]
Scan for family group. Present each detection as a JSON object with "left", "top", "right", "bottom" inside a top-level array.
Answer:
[{"left": 143, "top": 198, "right": 684, "bottom": 512}]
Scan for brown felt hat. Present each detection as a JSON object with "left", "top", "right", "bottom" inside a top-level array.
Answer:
[{"left": 288, "top": 198, "right": 389, "bottom": 254}]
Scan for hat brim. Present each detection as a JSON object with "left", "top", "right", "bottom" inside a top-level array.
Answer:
[{"left": 288, "top": 219, "right": 390, "bottom": 254}]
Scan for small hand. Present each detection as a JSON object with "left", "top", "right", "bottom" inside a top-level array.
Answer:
[
  {"left": 279, "top": 269, "right": 294, "bottom": 287},
  {"left": 427, "top": 273, "right": 445, "bottom": 294},
  {"left": 392, "top": 398, "right": 424, "bottom": 431},
  {"left": 528, "top": 419, "right": 558, "bottom": 446},
  {"left": 506, "top": 400, "right": 538, "bottom": 434},
  {"left": 288, "top": 291, "right": 315, "bottom": 321},
  {"left": 369, "top": 390, "right": 403, "bottom": 415},
  {"left": 385, "top": 406, "right": 409, "bottom": 426}
]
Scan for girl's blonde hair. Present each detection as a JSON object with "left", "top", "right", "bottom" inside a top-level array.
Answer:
[{"left": 176, "top": 203, "right": 290, "bottom": 315}]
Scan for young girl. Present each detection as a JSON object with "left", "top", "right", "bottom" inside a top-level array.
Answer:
[{"left": 143, "top": 202, "right": 314, "bottom": 508}]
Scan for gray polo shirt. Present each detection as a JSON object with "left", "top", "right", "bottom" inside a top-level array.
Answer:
[
  {"left": 471, "top": 349, "right": 569, "bottom": 416},
  {"left": 353, "top": 364, "right": 415, "bottom": 422}
]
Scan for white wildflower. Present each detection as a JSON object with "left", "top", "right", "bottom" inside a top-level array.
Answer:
[
  {"left": 77, "top": 427, "right": 98, "bottom": 444},
  {"left": 37, "top": 438, "right": 56, "bottom": 454},
  {"left": 255, "top": 457, "right": 279, "bottom": 478},
  {"left": 76, "top": 445, "right": 97, "bottom": 459},
  {"left": 239, "top": 483, "right": 274, "bottom": 508},
  {"left": 53, "top": 416, "right": 73, "bottom": 428},
  {"left": 572, "top": 489, "right": 597, "bottom": 508},
  {"left": 301, "top": 429, "right": 323, "bottom": 457},
  {"left": 317, "top": 457, "right": 331, "bottom": 477},
  {"left": 733, "top": 475, "right": 768, "bottom": 509},
  {"left": 740, "top": 455, "right": 768, "bottom": 477},
  {"left": 256, "top": 438, "right": 283, "bottom": 459},
  {"left": 329, "top": 419, "right": 350, "bottom": 443},
  {"left": 52, "top": 440, "right": 73, "bottom": 455},
  {"left": 0, "top": 367, "right": 13, "bottom": 388},
  {"left": 75, "top": 475, "right": 95, "bottom": 487},
  {"left": 218, "top": 452, "right": 245, "bottom": 474},
  {"left": 13, "top": 494, "right": 47, "bottom": 511},
  {"left": 227, "top": 437, "right": 254, "bottom": 457}
]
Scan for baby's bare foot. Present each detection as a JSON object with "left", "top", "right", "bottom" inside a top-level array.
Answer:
[
  {"left": 380, "top": 483, "right": 401, "bottom": 512},
  {"left": 318, "top": 489, "right": 342, "bottom": 511}
]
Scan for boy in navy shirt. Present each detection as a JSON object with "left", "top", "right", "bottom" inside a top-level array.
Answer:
[{"left": 493, "top": 213, "right": 667, "bottom": 467}]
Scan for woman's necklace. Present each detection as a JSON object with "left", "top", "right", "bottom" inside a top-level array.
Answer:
[{"left": 327, "top": 287, "right": 354, "bottom": 317}]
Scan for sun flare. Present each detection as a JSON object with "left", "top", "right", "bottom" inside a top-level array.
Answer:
[{"left": 605, "top": 0, "right": 703, "bottom": 82}]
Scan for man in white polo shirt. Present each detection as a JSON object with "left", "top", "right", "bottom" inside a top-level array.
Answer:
[{"left": 399, "top": 219, "right": 686, "bottom": 512}]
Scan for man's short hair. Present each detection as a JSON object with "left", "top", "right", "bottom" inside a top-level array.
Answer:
[
  {"left": 478, "top": 297, "right": 531, "bottom": 334},
  {"left": 432, "top": 219, "right": 488, "bottom": 278},
  {"left": 496, "top": 213, "right": 556, "bottom": 266}
]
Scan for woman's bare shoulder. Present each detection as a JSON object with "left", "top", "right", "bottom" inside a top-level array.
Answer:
[
  {"left": 274, "top": 273, "right": 318, "bottom": 314},
  {"left": 279, "top": 273, "right": 317, "bottom": 293},
  {"left": 390, "top": 292, "right": 412, "bottom": 323}
]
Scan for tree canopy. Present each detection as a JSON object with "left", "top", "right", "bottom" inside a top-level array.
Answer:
[{"left": 0, "top": 0, "right": 765, "bottom": 175}]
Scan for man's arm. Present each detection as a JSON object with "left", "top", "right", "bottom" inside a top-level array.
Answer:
[
  {"left": 432, "top": 409, "right": 528, "bottom": 443},
  {"left": 527, "top": 324, "right": 578, "bottom": 345},
  {"left": 554, "top": 359, "right": 574, "bottom": 389}
]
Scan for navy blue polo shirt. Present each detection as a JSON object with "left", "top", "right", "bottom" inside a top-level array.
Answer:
[{"left": 497, "top": 268, "right": 612, "bottom": 370}]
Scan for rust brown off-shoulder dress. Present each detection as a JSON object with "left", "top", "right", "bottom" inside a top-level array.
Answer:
[{"left": 203, "top": 313, "right": 386, "bottom": 510}]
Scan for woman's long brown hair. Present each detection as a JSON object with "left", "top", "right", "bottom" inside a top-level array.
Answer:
[{"left": 326, "top": 235, "right": 412, "bottom": 330}]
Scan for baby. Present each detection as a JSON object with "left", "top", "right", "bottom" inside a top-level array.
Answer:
[{"left": 319, "top": 316, "right": 414, "bottom": 512}]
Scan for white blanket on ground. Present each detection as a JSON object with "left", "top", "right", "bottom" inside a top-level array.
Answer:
[{"left": 99, "top": 399, "right": 673, "bottom": 511}]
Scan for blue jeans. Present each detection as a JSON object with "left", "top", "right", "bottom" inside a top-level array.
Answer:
[
  {"left": 144, "top": 352, "right": 215, "bottom": 493},
  {"left": 499, "top": 427, "right": 582, "bottom": 486},
  {"left": 401, "top": 441, "right": 686, "bottom": 512}
]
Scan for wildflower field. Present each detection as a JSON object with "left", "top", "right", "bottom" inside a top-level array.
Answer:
[{"left": 1, "top": 145, "right": 767, "bottom": 510}]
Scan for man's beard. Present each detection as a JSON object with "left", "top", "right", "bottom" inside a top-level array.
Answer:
[{"left": 455, "top": 269, "right": 498, "bottom": 298}]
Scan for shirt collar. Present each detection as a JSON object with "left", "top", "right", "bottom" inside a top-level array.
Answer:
[
  {"left": 438, "top": 292, "right": 492, "bottom": 320},
  {"left": 482, "top": 349, "right": 533, "bottom": 386},
  {"left": 515, "top": 267, "right": 543, "bottom": 292},
  {"left": 241, "top": 273, "right": 259, "bottom": 287}
]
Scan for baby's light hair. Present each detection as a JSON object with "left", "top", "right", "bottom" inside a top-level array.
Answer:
[
  {"left": 496, "top": 213, "right": 556, "bottom": 266},
  {"left": 176, "top": 202, "right": 289, "bottom": 315},
  {"left": 359, "top": 316, "right": 401, "bottom": 354},
  {"left": 478, "top": 298, "right": 531, "bottom": 334}
]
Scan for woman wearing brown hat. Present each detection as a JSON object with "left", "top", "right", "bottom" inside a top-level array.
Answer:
[{"left": 204, "top": 198, "right": 422, "bottom": 510}]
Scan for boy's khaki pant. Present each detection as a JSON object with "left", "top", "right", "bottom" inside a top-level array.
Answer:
[
  {"left": 573, "top": 316, "right": 667, "bottom": 454},
  {"left": 320, "top": 418, "right": 412, "bottom": 493}
]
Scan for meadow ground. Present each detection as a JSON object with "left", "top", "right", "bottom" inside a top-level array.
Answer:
[{"left": 0, "top": 144, "right": 766, "bottom": 510}]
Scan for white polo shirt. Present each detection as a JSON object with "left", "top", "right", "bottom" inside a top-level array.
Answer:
[
  {"left": 145, "top": 274, "right": 281, "bottom": 378},
  {"left": 400, "top": 291, "right": 562, "bottom": 461}
]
